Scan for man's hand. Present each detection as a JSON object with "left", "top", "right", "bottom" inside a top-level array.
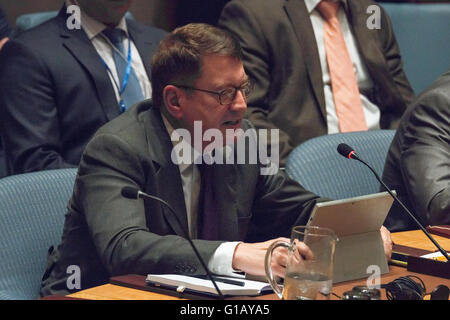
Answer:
[
  {"left": 231, "top": 238, "right": 313, "bottom": 278},
  {"left": 380, "top": 226, "right": 393, "bottom": 261}
]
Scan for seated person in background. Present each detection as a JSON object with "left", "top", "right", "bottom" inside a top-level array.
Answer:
[
  {"left": 0, "top": 0, "right": 166, "bottom": 175},
  {"left": 218, "top": 0, "right": 415, "bottom": 165},
  {"left": 382, "top": 70, "right": 450, "bottom": 232},
  {"left": 40, "top": 23, "right": 393, "bottom": 296}
]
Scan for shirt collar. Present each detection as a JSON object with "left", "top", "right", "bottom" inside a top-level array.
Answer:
[
  {"left": 161, "top": 114, "right": 230, "bottom": 168},
  {"left": 162, "top": 114, "right": 200, "bottom": 170},
  {"left": 305, "top": 0, "right": 348, "bottom": 14},
  {"left": 65, "top": 0, "right": 128, "bottom": 40}
]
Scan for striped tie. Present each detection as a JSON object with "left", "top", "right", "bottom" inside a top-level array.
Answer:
[
  {"left": 103, "top": 28, "right": 144, "bottom": 111},
  {"left": 317, "top": 0, "right": 368, "bottom": 132}
]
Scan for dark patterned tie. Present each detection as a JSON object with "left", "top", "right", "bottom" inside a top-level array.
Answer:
[
  {"left": 197, "top": 163, "right": 219, "bottom": 240},
  {"left": 103, "top": 28, "right": 144, "bottom": 111}
]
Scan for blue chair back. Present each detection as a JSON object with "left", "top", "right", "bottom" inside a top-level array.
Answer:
[
  {"left": 285, "top": 130, "right": 395, "bottom": 200},
  {"left": 0, "top": 168, "right": 77, "bottom": 300},
  {"left": 15, "top": 11, "right": 58, "bottom": 33},
  {"left": 381, "top": 3, "right": 450, "bottom": 94},
  {"left": 15, "top": 10, "right": 135, "bottom": 33}
]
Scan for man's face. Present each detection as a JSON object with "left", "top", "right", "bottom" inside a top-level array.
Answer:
[
  {"left": 76, "top": 0, "right": 132, "bottom": 26},
  {"left": 178, "top": 54, "right": 248, "bottom": 150}
]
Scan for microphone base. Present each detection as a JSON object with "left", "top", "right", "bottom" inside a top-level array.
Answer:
[{"left": 407, "top": 256, "right": 450, "bottom": 279}]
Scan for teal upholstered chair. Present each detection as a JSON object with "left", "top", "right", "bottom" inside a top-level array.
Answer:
[
  {"left": 0, "top": 169, "right": 77, "bottom": 300},
  {"left": 15, "top": 10, "right": 135, "bottom": 33},
  {"left": 381, "top": 3, "right": 450, "bottom": 94},
  {"left": 285, "top": 130, "right": 396, "bottom": 200},
  {"left": 15, "top": 11, "right": 58, "bottom": 33}
]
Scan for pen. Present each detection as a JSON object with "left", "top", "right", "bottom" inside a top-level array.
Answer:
[{"left": 195, "top": 275, "right": 245, "bottom": 287}]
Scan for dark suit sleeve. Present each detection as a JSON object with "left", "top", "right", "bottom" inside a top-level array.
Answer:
[
  {"left": 247, "top": 168, "right": 320, "bottom": 242},
  {"left": 0, "top": 40, "right": 74, "bottom": 174},
  {"left": 218, "top": 1, "right": 295, "bottom": 164},
  {"left": 399, "top": 92, "right": 450, "bottom": 225},
  {"left": 378, "top": 5, "right": 415, "bottom": 122},
  {"left": 74, "top": 132, "right": 222, "bottom": 277}
]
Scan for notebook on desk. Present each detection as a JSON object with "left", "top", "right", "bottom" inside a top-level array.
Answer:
[
  {"left": 109, "top": 274, "right": 273, "bottom": 299},
  {"left": 146, "top": 274, "right": 273, "bottom": 297}
]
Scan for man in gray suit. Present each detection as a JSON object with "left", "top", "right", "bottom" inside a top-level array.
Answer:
[
  {"left": 40, "top": 23, "right": 393, "bottom": 296},
  {"left": 39, "top": 23, "right": 324, "bottom": 297},
  {"left": 219, "top": 0, "right": 415, "bottom": 164},
  {"left": 382, "top": 70, "right": 450, "bottom": 232}
]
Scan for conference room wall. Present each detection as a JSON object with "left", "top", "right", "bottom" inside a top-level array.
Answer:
[
  {"left": 1, "top": 0, "right": 448, "bottom": 34},
  {"left": 0, "top": 0, "right": 177, "bottom": 32}
]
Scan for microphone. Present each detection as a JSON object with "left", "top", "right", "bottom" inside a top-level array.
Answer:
[
  {"left": 337, "top": 143, "right": 449, "bottom": 261},
  {"left": 121, "top": 186, "right": 225, "bottom": 298}
]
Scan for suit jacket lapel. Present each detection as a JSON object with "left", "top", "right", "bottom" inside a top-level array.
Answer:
[
  {"left": 346, "top": 1, "right": 384, "bottom": 68},
  {"left": 143, "top": 107, "right": 190, "bottom": 237},
  {"left": 57, "top": 8, "right": 120, "bottom": 121},
  {"left": 284, "top": 0, "right": 326, "bottom": 120},
  {"left": 127, "top": 20, "right": 154, "bottom": 81},
  {"left": 142, "top": 107, "right": 241, "bottom": 240},
  {"left": 346, "top": 1, "right": 388, "bottom": 109}
]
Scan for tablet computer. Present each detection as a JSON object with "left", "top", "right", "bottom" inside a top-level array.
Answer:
[
  {"left": 307, "top": 191, "right": 395, "bottom": 283},
  {"left": 307, "top": 191, "right": 394, "bottom": 236}
]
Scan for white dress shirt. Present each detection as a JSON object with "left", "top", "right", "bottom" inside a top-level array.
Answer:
[{"left": 305, "top": 0, "right": 381, "bottom": 133}]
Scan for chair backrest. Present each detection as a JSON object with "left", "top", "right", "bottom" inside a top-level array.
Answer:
[
  {"left": 15, "top": 11, "right": 58, "bottom": 34},
  {"left": 0, "top": 168, "right": 77, "bottom": 300},
  {"left": 15, "top": 10, "right": 135, "bottom": 33},
  {"left": 285, "top": 130, "right": 395, "bottom": 200},
  {"left": 381, "top": 3, "right": 450, "bottom": 94}
]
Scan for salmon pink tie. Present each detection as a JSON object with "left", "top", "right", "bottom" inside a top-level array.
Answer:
[{"left": 317, "top": 0, "right": 368, "bottom": 132}]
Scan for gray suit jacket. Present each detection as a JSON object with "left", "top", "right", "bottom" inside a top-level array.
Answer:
[
  {"left": 382, "top": 70, "right": 450, "bottom": 232},
  {"left": 219, "top": 0, "right": 415, "bottom": 164},
  {"left": 40, "top": 100, "right": 319, "bottom": 297}
]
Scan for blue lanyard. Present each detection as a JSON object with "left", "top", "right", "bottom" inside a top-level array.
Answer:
[{"left": 101, "top": 37, "right": 132, "bottom": 113}]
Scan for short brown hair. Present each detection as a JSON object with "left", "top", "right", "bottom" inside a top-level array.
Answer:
[{"left": 150, "top": 23, "right": 243, "bottom": 108}]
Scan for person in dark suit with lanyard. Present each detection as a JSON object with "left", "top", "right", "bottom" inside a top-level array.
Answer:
[
  {"left": 39, "top": 23, "right": 392, "bottom": 297},
  {"left": 382, "top": 70, "right": 450, "bottom": 232},
  {"left": 0, "top": 0, "right": 166, "bottom": 175},
  {"left": 218, "top": 0, "right": 415, "bottom": 165}
]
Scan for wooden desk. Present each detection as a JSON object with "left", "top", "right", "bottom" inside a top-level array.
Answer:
[
  {"left": 66, "top": 231, "right": 449, "bottom": 300},
  {"left": 391, "top": 230, "right": 450, "bottom": 252},
  {"left": 67, "top": 265, "right": 448, "bottom": 300},
  {"left": 68, "top": 283, "right": 183, "bottom": 300}
]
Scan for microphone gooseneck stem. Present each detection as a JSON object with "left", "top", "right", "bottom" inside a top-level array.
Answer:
[
  {"left": 137, "top": 191, "right": 225, "bottom": 298},
  {"left": 354, "top": 157, "right": 449, "bottom": 261}
]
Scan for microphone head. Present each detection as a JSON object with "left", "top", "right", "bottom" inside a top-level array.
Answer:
[
  {"left": 337, "top": 143, "right": 356, "bottom": 159},
  {"left": 121, "top": 186, "right": 139, "bottom": 199}
]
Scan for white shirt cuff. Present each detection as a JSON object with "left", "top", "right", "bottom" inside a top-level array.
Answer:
[{"left": 207, "top": 241, "right": 245, "bottom": 278}]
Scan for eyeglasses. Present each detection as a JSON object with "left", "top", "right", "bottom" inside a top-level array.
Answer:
[{"left": 173, "top": 80, "right": 254, "bottom": 105}]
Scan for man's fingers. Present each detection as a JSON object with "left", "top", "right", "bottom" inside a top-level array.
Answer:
[
  {"left": 271, "top": 262, "right": 287, "bottom": 278},
  {"left": 272, "top": 246, "right": 289, "bottom": 267},
  {"left": 295, "top": 241, "right": 314, "bottom": 260}
]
